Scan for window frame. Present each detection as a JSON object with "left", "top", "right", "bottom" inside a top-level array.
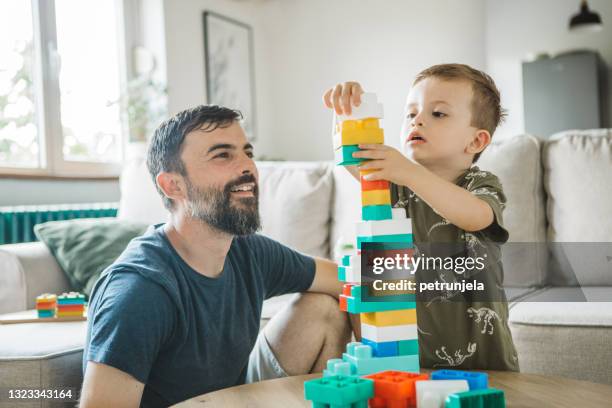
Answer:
[{"left": 0, "top": 0, "right": 129, "bottom": 178}]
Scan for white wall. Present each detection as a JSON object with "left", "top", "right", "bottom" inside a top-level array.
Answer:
[
  {"left": 162, "top": 0, "right": 486, "bottom": 160},
  {"left": 486, "top": 0, "right": 612, "bottom": 139}
]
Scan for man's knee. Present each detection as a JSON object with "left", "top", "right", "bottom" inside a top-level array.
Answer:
[{"left": 291, "top": 292, "right": 347, "bottom": 325}]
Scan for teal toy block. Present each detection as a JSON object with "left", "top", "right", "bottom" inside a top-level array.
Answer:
[
  {"left": 57, "top": 292, "right": 86, "bottom": 305},
  {"left": 431, "top": 370, "right": 488, "bottom": 390},
  {"left": 37, "top": 309, "right": 54, "bottom": 318},
  {"left": 335, "top": 145, "right": 364, "bottom": 166},
  {"left": 341, "top": 285, "right": 416, "bottom": 314},
  {"left": 398, "top": 339, "right": 419, "bottom": 356},
  {"left": 341, "top": 342, "right": 420, "bottom": 375},
  {"left": 362, "top": 205, "right": 392, "bottom": 221},
  {"left": 341, "top": 255, "right": 351, "bottom": 266},
  {"left": 304, "top": 374, "right": 374, "bottom": 407},
  {"left": 323, "top": 359, "right": 353, "bottom": 377},
  {"left": 338, "top": 266, "right": 347, "bottom": 282},
  {"left": 445, "top": 388, "right": 505, "bottom": 408},
  {"left": 356, "top": 233, "right": 413, "bottom": 250},
  {"left": 360, "top": 338, "right": 399, "bottom": 357}
]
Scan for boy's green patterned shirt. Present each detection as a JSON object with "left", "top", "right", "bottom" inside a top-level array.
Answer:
[{"left": 390, "top": 165, "right": 520, "bottom": 371}]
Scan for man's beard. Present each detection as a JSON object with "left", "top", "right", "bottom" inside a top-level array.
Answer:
[{"left": 184, "top": 174, "right": 261, "bottom": 236}]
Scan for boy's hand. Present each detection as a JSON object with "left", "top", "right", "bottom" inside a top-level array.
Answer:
[
  {"left": 323, "top": 82, "right": 364, "bottom": 116},
  {"left": 353, "top": 144, "right": 418, "bottom": 186}
]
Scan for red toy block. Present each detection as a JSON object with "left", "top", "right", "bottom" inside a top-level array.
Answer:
[
  {"left": 339, "top": 296, "right": 347, "bottom": 311},
  {"left": 361, "top": 177, "right": 390, "bottom": 191},
  {"left": 364, "top": 370, "right": 429, "bottom": 408}
]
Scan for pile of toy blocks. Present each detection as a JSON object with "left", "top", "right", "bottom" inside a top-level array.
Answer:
[
  {"left": 304, "top": 93, "right": 506, "bottom": 407},
  {"left": 36, "top": 293, "right": 57, "bottom": 318},
  {"left": 56, "top": 292, "right": 86, "bottom": 317}
]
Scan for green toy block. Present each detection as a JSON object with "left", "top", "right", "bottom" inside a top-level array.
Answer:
[
  {"left": 341, "top": 342, "right": 420, "bottom": 376},
  {"left": 304, "top": 374, "right": 374, "bottom": 407},
  {"left": 37, "top": 309, "right": 54, "bottom": 318},
  {"left": 398, "top": 339, "right": 419, "bottom": 355},
  {"left": 362, "top": 205, "right": 392, "bottom": 221},
  {"left": 356, "top": 233, "right": 413, "bottom": 250},
  {"left": 341, "top": 255, "right": 351, "bottom": 266},
  {"left": 335, "top": 145, "right": 364, "bottom": 166},
  {"left": 338, "top": 266, "right": 347, "bottom": 282},
  {"left": 445, "top": 388, "right": 505, "bottom": 408},
  {"left": 323, "top": 359, "right": 353, "bottom": 377}
]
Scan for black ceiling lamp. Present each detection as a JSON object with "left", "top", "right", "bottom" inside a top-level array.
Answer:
[{"left": 569, "top": 0, "right": 603, "bottom": 32}]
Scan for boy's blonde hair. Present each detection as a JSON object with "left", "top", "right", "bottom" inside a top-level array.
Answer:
[{"left": 413, "top": 63, "right": 506, "bottom": 162}]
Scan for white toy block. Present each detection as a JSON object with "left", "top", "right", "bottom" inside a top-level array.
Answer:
[
  {"left": 336, "top": 92, "right": 384, "bottom": 121},
  {"left": 361, "top": 322, "right": 418, "bottom": 342},
  {"left": 392, "top": 207, "right": 407, "bottom": 219},
  {"left": 344, "top": 266, "right": 362, "bottom": 283},
  {"left": 349, "top": 254, "right": 361, "bottom": 274},
  {"left": 356, "top": 217, "right": 412, "bottom": 238},
  {"left": 416, "top": 380, "right": 469, "bottom": 408}
]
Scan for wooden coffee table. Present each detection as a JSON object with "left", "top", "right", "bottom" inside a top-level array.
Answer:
[{"left": 172, "top": 369, "right": 612, "bottom": 407}]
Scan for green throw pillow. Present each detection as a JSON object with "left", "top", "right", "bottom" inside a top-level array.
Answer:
[{"left": 34, "top": 218, "right": 147, "bottom": 297}]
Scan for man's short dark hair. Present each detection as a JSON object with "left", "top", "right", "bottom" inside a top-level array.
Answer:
[{"left": 146, "top": 105, "right": 243, "bottom": 210}]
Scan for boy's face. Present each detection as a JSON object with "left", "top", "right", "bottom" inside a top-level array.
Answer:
[{"left": 400, "top": 77, "right": 480, "bottom": 166}]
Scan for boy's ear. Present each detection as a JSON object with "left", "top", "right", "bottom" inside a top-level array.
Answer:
[
  {"left": 156, "top": 172, "right": 187, "bottom": 204},
  {"left": 466, "top": 129, "right": 491, "bottom": 155}
]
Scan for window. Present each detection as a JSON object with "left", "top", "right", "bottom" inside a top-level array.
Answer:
[{"left": 0, "top": 0, "right": 126, "bottom": 177}]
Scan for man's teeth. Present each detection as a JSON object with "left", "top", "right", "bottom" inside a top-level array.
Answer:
[{"left": 231, "top": 184, "right": 254, "bottom": 192}]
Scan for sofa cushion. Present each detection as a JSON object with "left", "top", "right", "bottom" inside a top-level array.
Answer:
[
  {"left": 478, "top": 134, "right": 548, "bottom": 287},
  {"left": 330, "top": 166, "right": 362, "bottom": 260},
  {"left": 509, "top": 288, "right": 612, "bottom": 384},
  {"left": 256, "top": 161, "right": 333, "bottom": 258},
  {"left": 543, "top": 129, "right": 612, "bottom": 285}
]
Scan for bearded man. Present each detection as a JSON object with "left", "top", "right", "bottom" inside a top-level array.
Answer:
[{"left": 79, "top": 105, "right": 353, "bottom": 408}]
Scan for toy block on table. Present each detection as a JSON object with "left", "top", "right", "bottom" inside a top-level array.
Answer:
[
  {"left": 444, "top": 388, "right": 505, "bottom": 408},
  {"left": 304, "top": 375, "right": 374, "bottom": 408},
  {"left": 430, "top": 370, "right": 488, "bottom": 391},
  {"left": 362, "top": 205, "right": 393, "bottom": 221},
  {"left": 341, "top": 342, "right": 420, "bottom": 375},
  {"left": 323, "top": 359, "right": 354, "bottom": 377},
  {"left": 415, "top": 380, "right": 469, "bottom": 408},
  {"left": 361, "top": 309, "right": 417, "bottom": 327},
  {"left": 336, "top": 92, "right": 384, "bottom": 121},
  {"left": 335, "top": 145, "right": 364, "bottom": 166},
  {"left": 361, "top": 189, "right": 391, "bottom": 206},
  {"left": 36, "top": 294, "right": 57, "bottom": 318},
  {"left": 57, "top": 292, "right": 86, "bottom": 318},
  {"left": 363, "top": 370, "right": 429, "bottom": 408}
]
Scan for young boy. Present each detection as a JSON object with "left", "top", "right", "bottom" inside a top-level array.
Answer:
[{"left": 323, "top": 64, "right": 519, "bottom": 371}]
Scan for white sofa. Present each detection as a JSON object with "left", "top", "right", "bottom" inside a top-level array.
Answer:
[{"left": 1, "top": 130, "right": 611, "bottom": 400}]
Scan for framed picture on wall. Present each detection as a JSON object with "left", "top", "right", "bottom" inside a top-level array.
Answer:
[{"left": 203, "top": 11, "right": 257, "bottom": 141}]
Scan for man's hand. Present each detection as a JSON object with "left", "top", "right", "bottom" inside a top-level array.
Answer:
[
  {"left": 322, "top": 81, "right": 364, "bottom": 116},
  {"left": 353, "top": 143, "right": 419, "bottom": 186},
  {"left": 79, "top": 362, "right": 144, "bottom": 408}
]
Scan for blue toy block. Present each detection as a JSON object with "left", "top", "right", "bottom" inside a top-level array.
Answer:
[
  {"left": 338, "top": 266, "right": 347, "bottom": 282},
  {"left": 361, "top": 338, "right": 399, "bottom": 357},
  {"left": 37, "top": 309, "right": 54, "bottom": 318},
  {"left": 341, "top": 255, "right": 351, "bottom": 266},
  {"left": 304, "top": 374, "right": 374, "bottom": 407},
  {"left": 342, "top": 285, "right": 416, "bottom": 314},
  {"left": 445, "top": 388, "right": 505, "bottom": 408},
  {"left": 431, "top": 370, "right": 488, "bottom": 390},
  {"left": 356, "top": 233, "right": 413, "bottom": 250},
  {"left": 335, "top": 145, "right": 364, "bottom": 166},
  {"left": 341, "top": 342, "right": 420, "bottom": 375},
  {"left": 323, "top": 359, "right": 354, "bottom": 377},
  {"left": 362, "top": 205, "right": 392, "bottom": 221}
]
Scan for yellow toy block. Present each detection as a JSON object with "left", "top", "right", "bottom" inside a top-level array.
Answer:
[
  {"left": 36, "top": 294, "right": 57, "bottom": 303},
  {"left": 361, "top": 309, "right": 417, "bottom": 327},
  {"left": 57, "top": 310, "right": 85, "bottom": 317},
  {"left": 333, "top": 118, "right": 384, "bottom": 148},
  {"left": 359, "top": 168, "right": 377, "bottom": 176},
  {"left": 362, "top": 189, "right": 391, "bottom": 206}
]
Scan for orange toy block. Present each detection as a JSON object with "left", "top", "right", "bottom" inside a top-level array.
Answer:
[
  {"left": 57, "top": 304, "right": 85, "bottom": 312},
  {"left": 364, "top": 370, "right": 429, "bottom": 408},
  {"left": 361, "top": 177, "right": 390, "bottom": 191}
]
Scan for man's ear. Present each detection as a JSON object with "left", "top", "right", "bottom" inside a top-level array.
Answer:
[
  {"left": 156, "top": 172, "right": 186, "bottom": 204},
  {"left": 466, "top": 129, "right": 491, "bottom": 155}
]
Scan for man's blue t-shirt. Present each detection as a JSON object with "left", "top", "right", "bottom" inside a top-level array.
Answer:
[{"left": 83, "top": 224, "right": 315, "bottom": 407}]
